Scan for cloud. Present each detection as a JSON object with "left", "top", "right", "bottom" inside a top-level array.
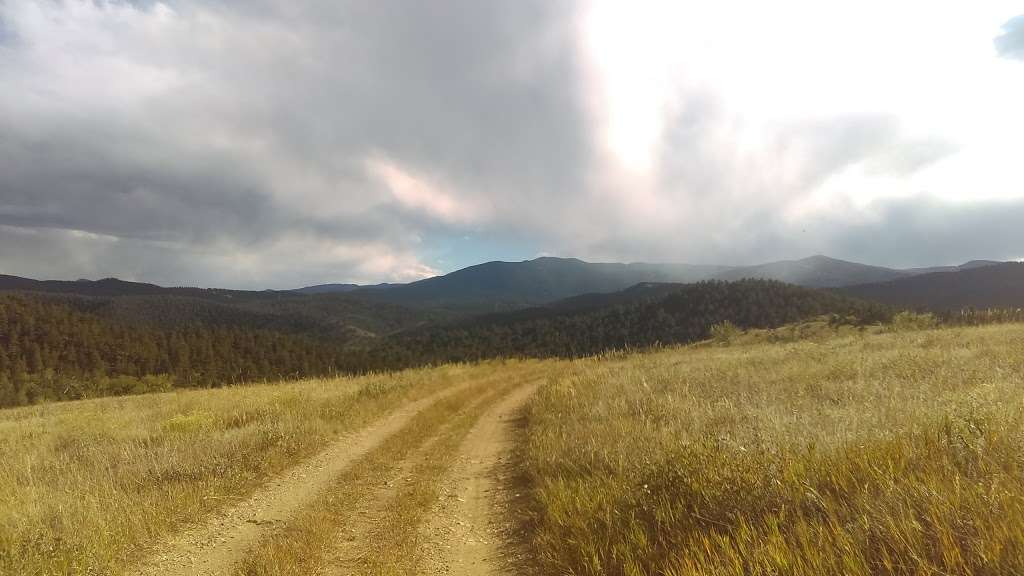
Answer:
[
  {"left": 821, "top": 195, "right": 1024, "bottom": 267},
  {"left": 561, "top": 104, "right": 959, "bottom": 266},
  {"left": 0, "top": 0, "right": 590, "bottom": 287},
  {"left": 365, "top": 156, "right": 487, "bottom": 226},
  {"left": 995, "top": 15, "right": 1024, "bottom": 60},
  {"left": 0, "top": 1, "right": 1020, "bottom": 287}
]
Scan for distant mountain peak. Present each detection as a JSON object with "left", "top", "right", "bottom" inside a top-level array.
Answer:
[
  {"left": 530, "top": 256, "right": 585, "bottom": 264},
  {"left": 801, "top": 254, "right": 841, "bottom": 263},
  {"left": 959, "top": 259, "right": 1003, "bottom": 270}
]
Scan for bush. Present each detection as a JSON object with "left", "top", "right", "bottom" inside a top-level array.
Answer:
[
  {"left": 890, "top": 311, "right": 939, "bottom": 332},
  {"left": 710, "top": 321, "right": 740, "bottom": 345}
]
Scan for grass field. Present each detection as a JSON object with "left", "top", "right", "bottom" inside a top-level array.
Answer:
[
  {"left": 522, "top": 323, "right": 1024, "bottom": 575},
  {"left": 2, "top": 322, "right": 1023, "bottom": 575},
  {"left": 0, "top": 360, "right": 546, "bottom": 575}
]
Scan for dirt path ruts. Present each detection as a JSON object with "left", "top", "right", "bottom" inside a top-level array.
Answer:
[
  {"left": 133, "top": 382, "right": 472, "bottom": 576},
  {"left": 421, "top": 380, "right": 541, "bottom": 575},
  {"left": 324, "top": 438, "right": 438, "bottom": 574}
]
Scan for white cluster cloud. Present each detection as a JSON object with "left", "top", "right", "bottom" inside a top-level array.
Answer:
[
  {"left": 996, "top": 15, "right": 1024, "bottom": 59},
  {"left": 0, "top": 0, "right": 1022, "bottom": 287}
]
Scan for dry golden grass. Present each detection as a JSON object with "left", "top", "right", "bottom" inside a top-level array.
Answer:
[
  {"left": 233, "top": 373, "right": 531, "bottom": 575},
  {"left": 522, "top": 323, "right": 1024, "bottom": 575},
  {"left": 5, "top": 321, "right": 1023, "bottom": 576},
  {"left": 0, "top": 360, "right": 534, "bottom": 576}
]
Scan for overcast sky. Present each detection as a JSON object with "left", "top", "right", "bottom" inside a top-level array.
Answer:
[{"left": 1, "top": 1, "right": 1022, "bottom": 288}]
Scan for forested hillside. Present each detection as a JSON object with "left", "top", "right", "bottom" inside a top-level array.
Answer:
[
  {"left": 348, "top": 257, "right": 728, "bottom": 313},
  {"left": 0, "top": 294, "right": 350, "bottom": 406},
  {"left": 356, "top": 280, "right": 893, "bottom": 369},
  {"left": 0, "top": 280, "right": 892, "bottom": 407},
  {"left": 0, "top": 274, "right": 444, "bottom": 336},
  {"left": 841, "top": 262, "right": 1024, "bottom": 311}
]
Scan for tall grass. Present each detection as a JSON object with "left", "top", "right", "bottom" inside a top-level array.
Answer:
[
  {"left": 522, "top": 324, "right": 1024, "bottom": 575},
  {"left": 0, "top": 360, "right": 536, "bottom": 576}
]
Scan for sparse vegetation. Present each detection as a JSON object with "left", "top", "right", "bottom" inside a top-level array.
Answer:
[{"left": 521, "top": 323, "right": 1024, "bottom": 575}]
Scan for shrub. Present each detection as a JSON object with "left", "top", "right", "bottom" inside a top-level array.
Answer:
[
  {"left": 890, "top": 311, "right": 939, "bottom": 332},
  {"left": 710, "top": 321, "right": 740, "bottom": 345}
]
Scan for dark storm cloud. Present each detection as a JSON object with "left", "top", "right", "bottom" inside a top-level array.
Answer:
[
  {"left": 825, "top": 196, "right": 1024, "bottom": 267},
  {"left": 0, "top": 0, "right": 590, "bottom": 287},
  {"left": 995, "top": 15, "right": 1024, "bottom": 60},
  {"left": 0, "top": 1, "right": 1017, "bottom": 287}
]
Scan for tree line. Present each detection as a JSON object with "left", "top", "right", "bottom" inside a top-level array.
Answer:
[
  {"left": 0, "top": 279, "right": 981, "bottom": 408},
  {"left": 356, "top": 279, "right": 894, "bottom": 368},
  {"left": 0, "top": 294, "right": 350, "bottom": 406}
]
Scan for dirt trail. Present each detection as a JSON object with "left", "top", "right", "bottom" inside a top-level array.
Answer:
[
  {"left": 421, "top": 380, "right": 541, "bottom": 575},
  {"left": 133, "top": 382, "right": 471, "bottom": 576},
  {"left": 322, "top": 427, "right": 445, "bottom": 574},
  {"left": 323, "top": 436, "right": 436, "bottom": 569}
]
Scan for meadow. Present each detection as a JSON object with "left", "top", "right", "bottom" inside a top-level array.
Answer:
[
  {"left": 522, "top": 323, "right": 1024, "bottom": 575},
  {"left": 1, "top": 320, "right": 1023, "bottom": 575},
  {"left": 0, "top": 360, "right": 546, "bottom": 575}
]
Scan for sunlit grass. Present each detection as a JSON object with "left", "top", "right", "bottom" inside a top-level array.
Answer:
[
  {"left": 5, "top": 320, "right": 1023, "bottom": 575},
  {"left": 522, "top": 324, "right": 1024, "bottom": 575},
  {"left": 0, "top": 360, "right": 535, "bottom": 576}
]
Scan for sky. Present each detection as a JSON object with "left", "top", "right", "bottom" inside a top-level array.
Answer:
[{"left": 0, "top": 1, "right": 1022, "bottom": 289}]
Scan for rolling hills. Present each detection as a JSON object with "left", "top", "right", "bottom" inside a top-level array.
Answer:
[
  {"left": 3, "top": 253, "right": 1022, "bottom": 407},
  {"left": 299, "top": 254, "right": 1009, "bottom": 311},
  {"left": 0, "top": 274, "right": 442, "bottom": 338},
  {"left": 5, "top": 254, "right": 1010, "bottom": 320},
  {"left": 841, "top": 261, "right": 1024, "bottom": 311},
  {"left": 356, "top": 279, "right": 893, "bottom": 369},
  {"left": 344, "top": 257, "right": 729, "bottom": 312},
  {"left": 713, "top": 254, "right": 909, "bottom": 287}
]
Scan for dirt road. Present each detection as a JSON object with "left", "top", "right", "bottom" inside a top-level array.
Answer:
[
  {"left": 133, "top": 376, "right": 540, "bottom": 576},
  {"left": 420, "top": 382, "right": 540, "bottom": 575}
]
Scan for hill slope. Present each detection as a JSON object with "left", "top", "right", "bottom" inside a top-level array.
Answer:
[
  {"left": 841, "top": 262, "right": 1024, "bottom": 311},
  {"left": 359, "top": 279, "right": 892, "bottom": 367},
  {"left": 350, "top": 257, "right": 728, "bottom": 312},
  {"left": 712, "top": 255, "right": 910, "bottom": 287},
  {"left": 0, "top": 275, "right": 439, "bottom": 338},
  {"left": 309, "top": 255, "right": 983, "bottom": 311}
]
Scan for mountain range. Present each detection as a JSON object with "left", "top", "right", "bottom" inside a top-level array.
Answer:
[
  {"left": 2, "top": 255, "right": 1015, "bottom": 317},
  {"left": 840, "top": 261, "right": 1024, "bottom": 311},
  {"left": 4, "top": 254, "right": 1023, "bottom": 406},
  {"left": 298, "top": 255, "right": 1010, "bottom": 313}
]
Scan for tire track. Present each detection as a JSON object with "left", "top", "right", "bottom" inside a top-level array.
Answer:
[
  {"left": 420, "top": 380, "right": 542, "bottom": 575},
  {"left": 133, "top": 380, "right": 476, "bottom": 576}
]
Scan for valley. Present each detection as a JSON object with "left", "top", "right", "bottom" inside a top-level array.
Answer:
[{"left": 2, "top": 255, "right": 1021, "bottom": 408}]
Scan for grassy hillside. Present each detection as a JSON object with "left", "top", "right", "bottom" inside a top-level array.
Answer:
[
  {"left": 3, "top": 321, "right": 1023, "bottom": 574},
  {"left": 0, "top": 360, "right": 550, "bottom": 575},
  {"left": 522, "top": 323, "right": 1024, "bottom": 575}
]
